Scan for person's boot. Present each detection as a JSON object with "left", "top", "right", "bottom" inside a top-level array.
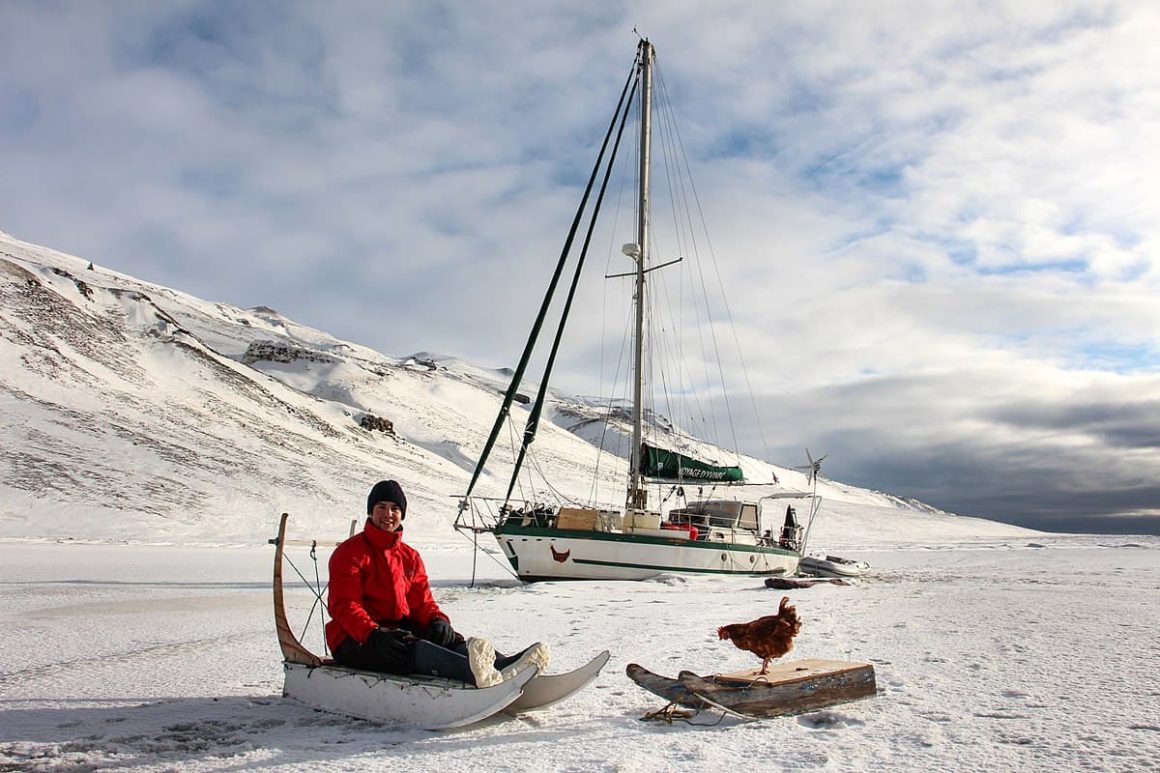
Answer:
[
  {"left": 411, "top": 639, "right": 481, "bottom": 685},
  {"left": 496, "top": 642, "right": 550, "bottom": 681},
  {"left": 445, "top": 639, "right": 550, "bottom": 686},
  {"left": 465, "top": 637, "right": 504, "bottom": 687},
  {"left": 495, "top": 642, "right": 551, "bottom": 675}
]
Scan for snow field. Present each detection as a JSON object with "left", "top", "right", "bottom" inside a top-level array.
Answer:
[{"left": 1, "top": 537, "right": 1157, "bottom": 771}]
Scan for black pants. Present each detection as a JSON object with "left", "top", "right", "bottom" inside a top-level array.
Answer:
[
  {"left": 333, "top": 635, "right": 411, "bottom": 674},
  {"left": 332, "top": 632, "right": 469, "bottom": 675}
]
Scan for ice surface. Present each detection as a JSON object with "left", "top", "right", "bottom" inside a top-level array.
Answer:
[{"left": 1, "top": 536, "right": 1157, "bottom": 772}]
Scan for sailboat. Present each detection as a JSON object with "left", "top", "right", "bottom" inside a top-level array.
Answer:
[{"left": 454, "top": 39, "right": 820, "bottom": 582}]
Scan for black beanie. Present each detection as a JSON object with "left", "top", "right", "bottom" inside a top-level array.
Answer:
[{"left": 367, "top": 480, "right": 407, "bottom": 518}]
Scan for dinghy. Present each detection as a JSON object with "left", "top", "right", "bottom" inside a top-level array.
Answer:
[{"left": 798, "top": 554, "right": 871, "bottom": 578}]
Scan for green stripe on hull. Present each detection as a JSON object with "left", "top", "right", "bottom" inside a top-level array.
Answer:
[
  {"left": 572, "top": 557, "right": 787, "bottom": 576},
  {"left": 494, "top": 525, "right": 797, "bottom": 558}
]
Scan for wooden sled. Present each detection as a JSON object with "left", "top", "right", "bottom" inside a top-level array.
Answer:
[
  {"left": 763, "top": 576, "right": 851, "bottom": 589},
  {"left": 272, "top": 513, "right": 607, "bottom": 728},
  {"left": 627, "top": 658, "right": 876, "bottom": 720}
]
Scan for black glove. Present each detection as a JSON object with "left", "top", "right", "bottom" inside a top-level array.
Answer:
[
  {"left": 367, "top": 627, "right": 413, "bottom": 670},
  {"left": 426, "top": 617, "right": 457, "bottom": 647}
]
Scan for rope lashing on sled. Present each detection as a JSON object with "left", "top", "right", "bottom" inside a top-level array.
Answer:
[
  {"left": 282, "top": 541, "right": 330, "bottom": 655},
  {"left": 309, "top": 541, "right": 328, "bottom": 656},
  {"left": 640, "top": 701, "right": 697, "bottom": 723},
  {"left": 712, "top": 672, "right": 773, "bottom": 687},
  {"left": 639, "top": 701, "right": 728, "bottom": 726}
]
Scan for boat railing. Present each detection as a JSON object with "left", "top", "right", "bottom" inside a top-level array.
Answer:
[
  {"left": 757, "top": 492, "right": 823, "bottom": 555},
  {"left": 453, "top": 495, "right": 510, "bottom": 534},
  {"left": 456, "top": 495, "right": 784, "bottom": 548},
  {"left": 454, "top": 496, "right": 577, "bottom": 532}
]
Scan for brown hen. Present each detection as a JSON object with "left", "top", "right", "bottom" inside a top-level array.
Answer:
[{"left": 717, "top": 596, "right": 801, "bottom": 674}]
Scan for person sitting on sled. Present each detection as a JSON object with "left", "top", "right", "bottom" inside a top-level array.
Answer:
[{"left": 326, "top": 479, "right": 549, "bottom": 686}]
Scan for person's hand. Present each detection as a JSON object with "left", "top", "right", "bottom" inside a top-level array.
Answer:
[
  {"left": 367, "top": 627, "right": 412, "bottom": 668},
  {"left": 426, "top": 617, "right": 457, "bottom": 647}
]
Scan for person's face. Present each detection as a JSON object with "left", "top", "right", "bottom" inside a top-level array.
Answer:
[{"left": 370, "top": 501, "right": 403, "bottom": 532}]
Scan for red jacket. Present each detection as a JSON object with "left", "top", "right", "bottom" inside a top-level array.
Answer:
[{"left": 325, "top": 520, "right": 448, "bottom": 651}]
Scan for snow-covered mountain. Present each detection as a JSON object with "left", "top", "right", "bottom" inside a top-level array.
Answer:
[{"left": 0, "top": 231, "right": 1036, "bottom": 545}]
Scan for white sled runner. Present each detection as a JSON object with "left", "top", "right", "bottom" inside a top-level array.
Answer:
[
  {"left": 271, "top": 513, "right": 607, "bottom": 728},
  {"left": 505, "top": 649, "right": 611, "bottom": 714}
]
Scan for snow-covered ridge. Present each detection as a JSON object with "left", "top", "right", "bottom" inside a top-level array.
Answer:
[{"left": 0, "top": 230, "right": 1037, "bottom": 544}]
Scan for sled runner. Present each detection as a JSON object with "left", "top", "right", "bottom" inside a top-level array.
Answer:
[
  {"left": 626, "top": 658, "right": 876, "bottom": 720},
  {"left": 272, "top": 513, "right": 607, "bottom": 728},
  {"left": 505, "top": 649, "right": 611, "bottom": 714}
]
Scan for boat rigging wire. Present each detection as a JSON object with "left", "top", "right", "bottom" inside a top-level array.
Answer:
[
  {"left": 654, "top": 65, "right": 772, "bottom": 465},
  {"left": 460, "top": 57, "right": 639, "bottom": 508},
  {"left": 502, "top": 74, "right": 639, "bottom": 506}
]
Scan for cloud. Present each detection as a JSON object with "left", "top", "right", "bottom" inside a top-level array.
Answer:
[
  {"left": 735, "top": 366, "right": 1160, "bottom": 530},
  {"left": 2, "top": 1, "right": 1159, "bottom": 533}
]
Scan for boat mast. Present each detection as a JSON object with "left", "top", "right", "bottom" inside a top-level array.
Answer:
[{"left": 628, "top": 39, "right": 653, "bottom": 511}]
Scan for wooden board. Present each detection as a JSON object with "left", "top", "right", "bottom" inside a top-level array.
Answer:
[
  {"left": 556, "top": 508, "right": 600, "bottom": 530},
  {"left": 713, "top": 658, "right": 870, "bottom": 686}
]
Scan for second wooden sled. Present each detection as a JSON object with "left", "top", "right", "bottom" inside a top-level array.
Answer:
[{"left": 627, "top": 658, "right": 877, "bottom": 720}]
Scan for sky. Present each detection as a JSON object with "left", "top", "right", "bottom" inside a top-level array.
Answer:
[{"left": 2, "top": 0, "right": 1159, "bottom": 535}]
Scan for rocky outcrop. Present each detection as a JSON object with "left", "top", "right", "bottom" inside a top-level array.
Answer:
[
  {"left": 242, "top": 340, "right": 335, "bottom": 366},
  {"left": 359, "top": 414, "right": 395, "bottom": 436},
  {"left": 50, "top": 266, "right": 93, "bottom": 300}
]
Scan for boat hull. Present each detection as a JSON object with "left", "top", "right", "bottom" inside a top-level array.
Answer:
[{"left": 493, "top": 525, "right": 799, "bottom": 581}]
